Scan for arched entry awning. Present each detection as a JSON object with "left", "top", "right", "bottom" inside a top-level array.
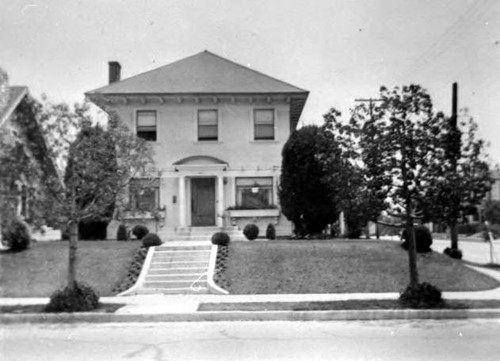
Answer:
[{"left": 173, "top": 155, "right": 228, "bottom": 172}]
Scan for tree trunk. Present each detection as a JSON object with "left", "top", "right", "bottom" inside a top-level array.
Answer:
[
  {"left": 68, "top": 221, "right": 78, "bottom": 288},
  {"left": 406, "top": 201, "right": 419, "bottom": 287},
  {"left": 449, "top": 220, "right": 459, "bottom": 250}
]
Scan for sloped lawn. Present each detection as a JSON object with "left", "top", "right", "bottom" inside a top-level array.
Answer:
[
  {"left": 0, "top": 241, "right": 140, "bottom": 297},
  {"left": 224, "top": 240, "right": 499, "bottom": 294}
]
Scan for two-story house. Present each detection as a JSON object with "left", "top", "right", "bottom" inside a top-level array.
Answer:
[{"left": 86, "top": 51, "right": 308, "bottom": 240}]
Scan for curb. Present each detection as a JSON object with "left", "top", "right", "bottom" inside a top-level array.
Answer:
[{"left": 2, "top": 309, "right": 500, "bottom": 324}]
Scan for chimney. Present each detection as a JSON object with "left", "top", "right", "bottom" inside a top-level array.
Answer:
[{"left": 108, "top": 61, "right": 121, "bottom": 84}]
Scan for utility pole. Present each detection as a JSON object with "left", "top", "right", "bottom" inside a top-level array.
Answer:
[
  {"left": 449, "top": 82, "right": 461, "bottom": 251},
  {"left": 354, "top": 98, "right": 383, "bottom": 239},
  {"left": 354, "top": 98, "right": 383, "bottom": 122}
]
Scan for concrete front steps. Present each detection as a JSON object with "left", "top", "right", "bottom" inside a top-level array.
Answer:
[
  {"left": 160, "top": 226, "right": 245, "bottom": 242},
  {"left": 136, "top": 243, "right": 213, "bottom": 295}
]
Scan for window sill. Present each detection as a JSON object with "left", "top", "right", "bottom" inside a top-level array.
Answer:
[
  {"left": 250, "top": 140, "right": 279, "bottom": 144},
  {"left": 194, "top": 141, "right": 222, "bottom": 144},
  {"left": 122, "top": 210, "right": 166, "bottom": 220},
  {"left": 226, "top": 208, "right": 279, "bottom": 218}
]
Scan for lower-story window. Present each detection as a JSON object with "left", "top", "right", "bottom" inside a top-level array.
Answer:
[
  {"left": 130, "top": 178, "right": 160, "bottom": 211},
  {"left": 236, "top": 177, "right": 273, "bottom": 209}
]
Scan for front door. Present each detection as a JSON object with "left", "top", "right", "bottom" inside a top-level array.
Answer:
[{"left": 191, "top": 178, "right": 216, "bottom": 226}]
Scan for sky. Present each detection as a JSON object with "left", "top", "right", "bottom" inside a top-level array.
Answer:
[{"left": 1, "top": 0, "right": 499, "bottom": 164}]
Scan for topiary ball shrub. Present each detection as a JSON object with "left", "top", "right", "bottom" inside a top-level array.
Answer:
[
  {"left": 401, "top": 225, "right": 433, "bottom": 253},
  {"left": 45, "top": 281, "right": 99, "bottom": 313},
  {"left": 444, "top": 247, "right": 463, "bottom": 259},
  {"left": 116, "top": 224, "right": 129, "bottom": 241},
  {"left": 142, "top": 232, "right": 162, "bottom": 248},
  {"left": 132, "top": 225, "right": 149, "bottom": 240},
  {"left": 399, "top": 282, "right": 444, "bottom": 309},
  {"left": 211, "top": 232, "right": 230, "bottom": 246},
  {"left": 2, "top": 218, "right": 31, "bottom": 252},
  {"left": 243, "top": 223, "right": 259, "bottom": 240},
  {"left": 266, "top": 223, "right": 276, "bottom": 240}
]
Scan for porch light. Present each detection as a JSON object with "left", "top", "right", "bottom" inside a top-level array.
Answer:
[{"left": 251, "top": 187, "right": 259, "bottom": 194}]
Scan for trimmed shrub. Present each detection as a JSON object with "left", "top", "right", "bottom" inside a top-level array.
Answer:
[
  {"left": 457, "top": 222, "right": 482, "bottom": 236},
  {"left": 401, "top": 225, "right": 432, "bottom": 253},
  {"left": 266, "top": 223, "right": 276, "bottom": 240},
  {"left": 399, "top": 282, "right": 444, "bottom": 309},
  {"left": 112, "top": 247, "right": 148, "bottom": 294},
  {"left": 211, "top": 232, "right": 230, "bottom": 246},
  {"left": 1, "top": 218, "right": 31, "bottom": 252},
  {"left": 132, "top": 225, "right": 149, "bottom": 240},
  {"left": 45, "top": 281, "right": 99, "bottom": 312},
  {"left": 243, "top": 223, "right": 259, "bottom": 240},
  {"left": 116, "top": 224, "right": 129, "bottom": 241},
  {"left": 78, "top": 220, "right": 108, "bottom": 240},
  {"left": 444, "top": 247, "right": 463, "bottom": 260},
  {"left": 142, "top": 232, "right": 162, "bottom": 248}
]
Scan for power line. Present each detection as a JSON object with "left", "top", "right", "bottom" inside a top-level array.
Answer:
[{"left": 402, "top": 0, "right": 494, "bottom": 80}]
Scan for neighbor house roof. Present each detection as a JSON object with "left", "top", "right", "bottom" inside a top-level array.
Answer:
[
  {"left": 87, "top": 50, "right": 308, "bottom": 95},
  {"left": 0, "top": 86, "right": 28, "bottom": 127}
]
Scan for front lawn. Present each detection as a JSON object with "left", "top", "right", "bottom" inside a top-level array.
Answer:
[
  {"left": 0, "top": 241, "right": 140, "bottom": 297},
  {"left": 223, "top": 240, "right": 499, "bottom": 294}
]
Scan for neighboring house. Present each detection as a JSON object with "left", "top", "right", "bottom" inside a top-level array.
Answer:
[
  {"left": 0, "top": 86, "right": 60, "bottom": 233},
  {"left": 86, "top": 50, "right": 308, "bottom": 239}
]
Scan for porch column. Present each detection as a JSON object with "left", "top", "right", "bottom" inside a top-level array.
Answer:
[
  {"left": 217, "top": 175, "right": 224, "bottom": 227},
  {"left": 178, "top": 176, "right": 186, "bottom": 227}
]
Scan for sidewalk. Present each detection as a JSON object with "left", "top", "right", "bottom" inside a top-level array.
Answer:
[{"left": 2, "top": 239, "right": 500, "bottom": 322}]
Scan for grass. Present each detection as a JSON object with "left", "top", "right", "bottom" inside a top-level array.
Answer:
[
  {"left": 223, "top": 240, "right": 500, "bottom": 294},
  {"left": 0, "top": 241, "right": 140, "bottom": 297},
  {"left": 198, "top": 299, "right": 500, "bottom": 312}
]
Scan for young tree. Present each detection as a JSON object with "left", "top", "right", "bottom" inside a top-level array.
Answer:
[
  {"left": 38, "top": 100, "right": 154, "bottom": 289},
  {"left": 350, "top": 85, "right": 441, "bottom": 287},
  {"left": 279, "top": 125, "right": 339, "bottom": 236},
  {"left": 424, "top": 110, "right": 491, "bottom": 257},
  {"left": 65, "top": 124, "right": 117, "bottom": 240}
]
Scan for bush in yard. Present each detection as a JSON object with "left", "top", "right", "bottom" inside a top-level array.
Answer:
[
  {"left": 1, "top": 218, "right": 31, "bottom": 252},
  {"left": 401, "top": 225, "right": 432, "bottom": 253},
  {"left": 266, "top": 223, "right": 276, "bottom": 240},
  {"left": 142, "top": 232, "right": 162, "bottom": 248},
  {"left": 443, "top": 247, "right": 463, "bottom": 260},
  {"left": 243, "top": 223, "right": 259, "bottom": 240},
  {"left": 211, "top": 232, "right": 230, "bottom": 246},
  {"left": 399, "top": 282, "right": 444, "bottom": 309},
  {"left": 45, "top": 281, "right": 99, "bottom": 312},
  {"left": 457, "top": 222, "right": 482, "bottom": 236},
  {"left": 132, "top": 225, "right": 149, "bottom": 240},
  {"left": 116, "top": 224, "right": 129, "bottom": 241}
]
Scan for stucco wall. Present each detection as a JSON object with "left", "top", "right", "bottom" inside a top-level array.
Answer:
[{"left": 109, "top": 98, "right": 290, "bottom": 169}]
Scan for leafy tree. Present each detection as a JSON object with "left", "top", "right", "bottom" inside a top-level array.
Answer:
[
  {"left": 424, "top": 110, "right": 491, "bottom": 254},
  {"left": 38, "top": 100, "right": 154, "bottom": 289},
  {"left": 322, "top": 108, "right": 389, "bottom": 238},
  {"left": 279, "top": 125, "right": 339, "bottom": 236},
  {"left": 350, "top": 85, "right": 441, "bottom": 287},
  {"left": 65, "top": 124, "right": 117, "bottom": 240}
]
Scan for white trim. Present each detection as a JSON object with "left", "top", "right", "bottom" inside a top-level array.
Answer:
[
  {"left": 195, "top": 108, "right": 220, "bottom": 142},
  {"left": 135, "top": 109, "right": 158, "bottom": 142},
  {"left": 207, "top": 245, "right": 229, "bottom": 295},
  {"left": 252, "top": 107, "right": 277, "bottom": 142},
  {"left": 117, "top": 245, "right": 157, "bottom": 296}
]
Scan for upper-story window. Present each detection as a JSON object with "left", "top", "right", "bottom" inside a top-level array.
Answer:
[
  {"left": 136, "top": 110, "right": 157, "bottom": 141},
  {"left": 254, "top": 109, "right": 275, "bottom": 140},
  {"left": 198, "top": 109, "right": 218, "bottom": 141}
]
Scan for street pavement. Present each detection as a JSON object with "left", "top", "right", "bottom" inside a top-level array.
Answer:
[{"left": 2, "top": 319, "right": 500, "bottom": 360}]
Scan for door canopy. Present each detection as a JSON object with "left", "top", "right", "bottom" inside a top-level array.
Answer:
[{"left": 173, "top": 155, "right": 228, "bottom": 172}]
